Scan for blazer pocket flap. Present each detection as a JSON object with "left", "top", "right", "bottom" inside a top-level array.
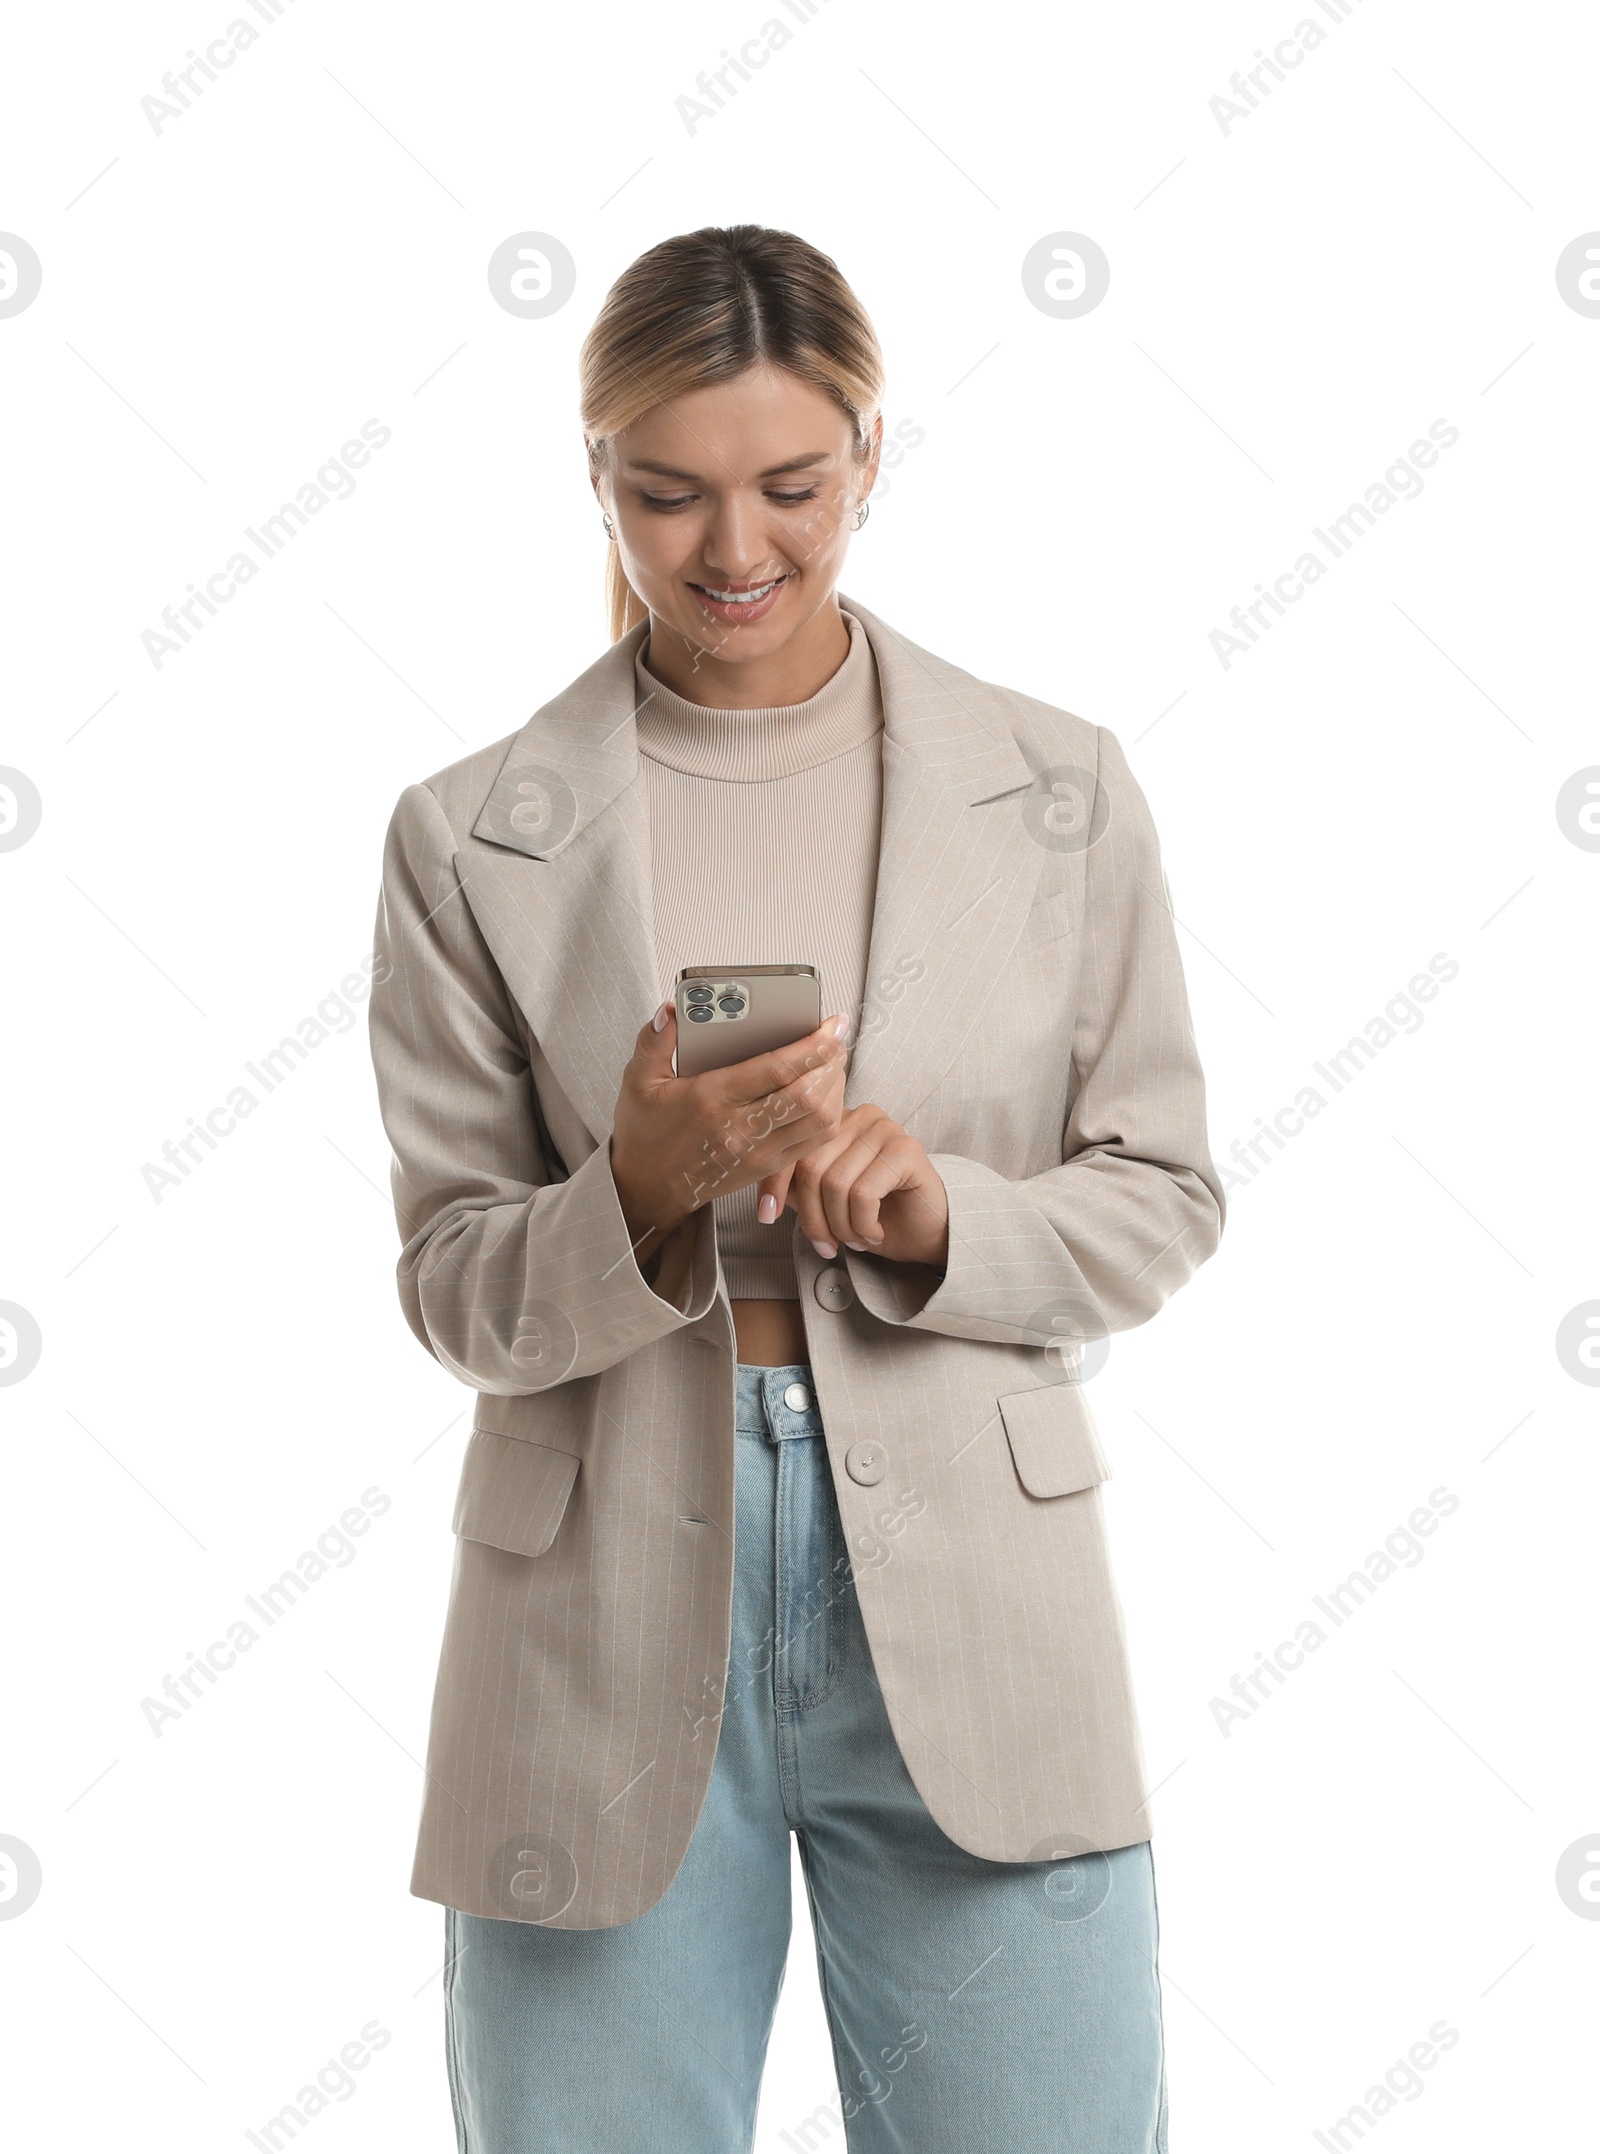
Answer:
[
  {"left": 453, "top": 1429, "right": 579, "bottom": 1557},
  {"left": 998, "top": 1382, "right": 1112, "bottom": 1499}
]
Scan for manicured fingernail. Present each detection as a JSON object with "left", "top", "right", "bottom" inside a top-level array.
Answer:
[
  {"left": 812, "top": 1237, "right": 838, "bottom": 1259},
  {"left": 844, "top": 1240, "right": 869, "bottom": 1251},
  {"left": 757, "top": 1194, "right": 778, "bottom": 1223},
  {"left": 831, "top": 1015, "right": 850, "bottom": 1039},
  {"left": 653, "top": 1001, "right": 671, "bottom": 1032}
]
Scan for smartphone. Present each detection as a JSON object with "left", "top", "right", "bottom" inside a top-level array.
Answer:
[{"left": 673, "top": 964, "right": 822, "bottom": 1079}]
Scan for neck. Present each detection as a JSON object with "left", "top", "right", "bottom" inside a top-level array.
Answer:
[
  {"left": 633, "top": 608, "right": 878, "bottom": 782},
  {"left": 641, "top": 594, "right": 852, "bottom": 710}
]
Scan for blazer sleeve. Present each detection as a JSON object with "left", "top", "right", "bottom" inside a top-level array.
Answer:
[
  {"left": 368, "top": 780, "right": 719, "bottom": 1394},
  {"left": 844, "top": 724, "right": 1225, "bottom": 1349}
]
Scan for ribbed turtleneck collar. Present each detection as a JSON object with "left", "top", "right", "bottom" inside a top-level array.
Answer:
[{"left": 633, "top": 607, "right": 882, "bottom": 782}]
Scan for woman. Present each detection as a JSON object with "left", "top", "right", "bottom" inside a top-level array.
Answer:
[{"left": 369, "top": 224, "right": 1223, "bottom": 2153}]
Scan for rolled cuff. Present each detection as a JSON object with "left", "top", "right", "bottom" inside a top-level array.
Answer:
[
  {"left": 407, "top": 1138, "right": 722, "bottom": 1394},
  {"left": 840, "top": 1153, "right": 1063, "bottom": 1343}
]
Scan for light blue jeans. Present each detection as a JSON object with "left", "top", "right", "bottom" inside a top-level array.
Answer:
[{"left": 444, "top": 1363, "right": 1168, "bottom": 2152}]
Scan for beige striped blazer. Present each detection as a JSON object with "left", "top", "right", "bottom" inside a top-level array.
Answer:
[{"left": 368, "top": 593, "right": 1224, "bottom": 1929}]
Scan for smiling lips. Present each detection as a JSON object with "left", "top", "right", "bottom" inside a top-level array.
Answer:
[{"left": 689, "top": 574, "right": 788, "bottom": 620}]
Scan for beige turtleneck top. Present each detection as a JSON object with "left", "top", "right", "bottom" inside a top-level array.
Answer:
[{"left": 634, "top": 605, "right": 884, "bottom": 1298}]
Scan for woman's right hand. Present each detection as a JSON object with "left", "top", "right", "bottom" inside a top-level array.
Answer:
[{"left": 609, "top": 1002, "right": 851, "bottom": 1262}]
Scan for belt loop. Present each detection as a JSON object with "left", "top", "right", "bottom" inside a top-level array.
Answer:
[{"left": 734, "top": 1361, "right": 771, "bottom": 1438}]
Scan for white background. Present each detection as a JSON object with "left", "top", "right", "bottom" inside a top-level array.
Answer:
[{"left": 2, "top": 1, "right": 1596, "bottom": 2147}]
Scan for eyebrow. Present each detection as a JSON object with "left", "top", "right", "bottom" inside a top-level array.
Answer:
[{"left": 621, "top": 450, "right": 834, "bottom": 481}]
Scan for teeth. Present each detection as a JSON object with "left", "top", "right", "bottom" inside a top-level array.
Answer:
[{"left": 701, "top": 579, "right": 778, "bottom": 604}]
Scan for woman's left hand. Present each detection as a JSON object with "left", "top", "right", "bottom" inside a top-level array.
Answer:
[{"left": 755, "top": 1103, "right": 950, "bottom": 1268}]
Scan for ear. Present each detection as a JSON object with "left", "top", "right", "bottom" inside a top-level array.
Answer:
[{"left": 859, "top": 410, "right": 885, "bottom": 498}]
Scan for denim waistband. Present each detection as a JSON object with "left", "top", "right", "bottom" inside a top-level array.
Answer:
[{"left": 735, "top": 1362, "right": 824, "bottom": 1442}]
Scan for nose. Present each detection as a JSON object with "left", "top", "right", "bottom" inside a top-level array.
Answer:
[{"left": 700, "top": 491, "right": 783, "bottom": 584}]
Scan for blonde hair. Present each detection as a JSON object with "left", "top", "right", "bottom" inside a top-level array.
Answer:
[{"left": 579, "top": 225, "right": 885, "bottom": 642}]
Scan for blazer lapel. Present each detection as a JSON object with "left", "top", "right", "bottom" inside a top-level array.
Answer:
[
  {"left": 460, "top": 621, "right": 661, "bottom": 1151},
  {"left": 840, "top": 600, "right": 1042, "bottom": 1126},
  {"left": 454, "top": 596, "right": 1044, "bottom": 1153}
]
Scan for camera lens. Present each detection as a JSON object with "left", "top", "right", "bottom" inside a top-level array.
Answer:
[
  {"left": 717, "top": 996, "right": 745, "bottom": 1014},
  {"left": 687, "top": 1006, "right": 713, "bottom": 1023},
  {"left": 685, "top": 985, "right": 713, "bottom": 1004}
]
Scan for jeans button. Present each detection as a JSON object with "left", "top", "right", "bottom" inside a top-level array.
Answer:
[
  {"left": 813, "top": 1264, "right": 855, "bottom": 1312},
  {"left": 845, "top": 1440, "right": 887, "bottom": 1486},
  {"left": 782, "top": 1381, "right": 812, "bottom": 1412}
]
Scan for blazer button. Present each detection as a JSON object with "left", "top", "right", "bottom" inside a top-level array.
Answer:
[
  {"left": 845, "top": 1440, "right": 887, "bottom": 1486},
  {"left": 813, "top": 1264, "right": 855, "bottom": 1312}
]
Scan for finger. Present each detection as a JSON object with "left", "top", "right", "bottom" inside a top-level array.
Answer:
[
  {"left": 773, "top": 1057, "right": 848, "bottom": 1146},
  {"left": 817, "top": 1128, "right": 897, "bottom": 1250},
  {"left": 725, "top": 1054, "right": 846, "bottom": 1166},
  {"left": 632, "top": 999, "right": 679, "bottom": 1081},
  {"left": 834, "top": 1113, "right": 912, "bottom": 1246},
  {"left": 718, "top": 1013, "right": 850, "bottom": 1106},
  {"left": 782, "top": 1125, "right": 852, "bottom": 1242},
  {"left": 837, "top": 1145, "right": 914, "bottom": 1247},
  {"left": 790, "top": 1126, "right": 880, "bottom": 1252},
  {"left": 716, "top": 1067, "right": 835, "bottom": 1174},
  {"left": 755, "top": 1160, "right": 794, "bottom": 1226}
]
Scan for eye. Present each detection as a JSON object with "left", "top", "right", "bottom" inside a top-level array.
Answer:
[{"left": 636, "top": 486, "right": 824, "bottom": 512}]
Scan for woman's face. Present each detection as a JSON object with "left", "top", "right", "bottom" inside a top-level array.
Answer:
[{"left": 594, "top": 364, "right": 881, "bottom": 664}]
